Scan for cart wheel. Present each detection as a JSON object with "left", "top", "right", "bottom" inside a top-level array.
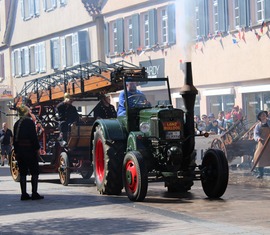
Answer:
[
  {"left": 59, "top": 152, "right": 70, "bottom": 186},
  {"left": 201, "top": 149, "right": 229, "bottom": 198},
  {"left": 10, "top": 149, "right": 20, "bottom": 182},
  {"left": 123, "top": 151, "right": 148, "bottom": 202},
  {"left": 211, "top": 138, "right": 228, "bottom": 160}
]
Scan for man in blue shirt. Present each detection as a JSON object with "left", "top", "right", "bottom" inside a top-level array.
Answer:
[{"left": 117, "top": 82, "right": 146, "bottom": 116}]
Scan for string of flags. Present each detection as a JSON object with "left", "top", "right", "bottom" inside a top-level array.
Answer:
[{"left": 194, "top": 21, "right": 269, "bottom": 51}]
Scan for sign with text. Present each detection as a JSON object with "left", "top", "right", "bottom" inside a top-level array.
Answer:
[
  {"left": 0, "top": 86, "right": 13, "bottom": 100},
  {"left": 140, "top": 58, "right": 165, "bottom": 86}
]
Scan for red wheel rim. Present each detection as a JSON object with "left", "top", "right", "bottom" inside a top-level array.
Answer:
[
  {"left": 95, "top": 139, "right": 104, "bottom": 182},
  {"left": 125, "top": 160, "right": 138, "bottom": 193}
]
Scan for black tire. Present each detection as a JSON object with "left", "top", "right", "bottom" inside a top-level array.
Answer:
[
  {"left": 123, "top": 151, "right": 148, "bottom": 202},
  {"left": 92, "top": 125, "right": 124, "bottom": 195},
  {"left": 201, "top": 149, "right": 229, "bottom": 198},
  {"left": 10, "top": 149, "right": 20, "bottom": 182},
  {"left": 81, "top": 170, "right": 92, "bottom": 179},
  {"left": 58, "top": 152, "right": 70, "bottom": 186}
]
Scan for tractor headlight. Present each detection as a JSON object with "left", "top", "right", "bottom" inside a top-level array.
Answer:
[{"left": 140, "top": 122, "right": 150, "bottom": 133}]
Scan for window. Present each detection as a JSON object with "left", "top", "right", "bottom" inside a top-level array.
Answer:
[
  {"left": 234, "top": 0, "right": 240, "bottom": 28},
  {"left": 213, "top": 0, "right": 219, "bottom": 32},
  {"left": 257, "top": 0, "right": 264, "bottom": 22},
  {"left": 29, "top": 45, "right": 37, "bottom": 73},
  {"left": 12, "top": 42, "right": 46, "bottom": 77},
  {"left": 195, "top": 0, "right": 209, "bottom": 37},
  {"left": 140, "top": 10, "right": 157, "bottom": 48},
  {"left": 61, "top": 31, "right": 90, "bottom": 68},
  {"left": 21, "top": 0, "right": 40, "bottom": 20},
  {"left": 21, "top": 47, "right": 30, "bottom": 76},
  {"left": 59, "top": 0, "right": 67, "bottom": 6},
  {"left": 108, "top": 19, "right": 124, "bottom": 55},
  {"left": 124, "top": 14, "right": 140, "bottom": 52},
  {"left": 213, "top": 0, "right": 228, "bottom": 33},
  {"left": 234, "top": 0, "right": 250, "bottom": 29},
  {"left": 43, "top": 0, "right": 57, "bottom": 12},
  {"left": 12, "top": 50, "right": 22, "bottom": 77},
  {"left": 51, "top": 38, "right": 60, "bottom": 69}
]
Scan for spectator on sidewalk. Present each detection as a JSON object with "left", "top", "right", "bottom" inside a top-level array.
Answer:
[
  {"left": 253, "top": 110, "right": 270, "bottom": 179},
  {"left": 0, "top": 122, "right": 13, "bottom": 166}
]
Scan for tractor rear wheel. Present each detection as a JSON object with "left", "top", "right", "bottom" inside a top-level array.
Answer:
[
  {"left": 201, "top": 149, "right": 228, "bottom": 198},
  {"left": 123, "top": 151, "right": 148, "bottom": 202},
  {"left": 92, "top": 125, "right": 123, "bottom": 195}
]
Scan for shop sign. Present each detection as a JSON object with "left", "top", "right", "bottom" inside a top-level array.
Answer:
[{"left": 0, "top": 86, "right": 13, "bottom": 99}]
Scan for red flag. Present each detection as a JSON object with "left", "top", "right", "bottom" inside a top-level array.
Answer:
[{"left": 238, "top": 31, "right": 241, "bottom": 39}]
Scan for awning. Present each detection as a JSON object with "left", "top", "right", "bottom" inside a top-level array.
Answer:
[
  {"left": 202, "top": 88, "right": 234, "bottom": 96},
  {"left": 238, "top": 85, "right": 270, "bottom": 93}
]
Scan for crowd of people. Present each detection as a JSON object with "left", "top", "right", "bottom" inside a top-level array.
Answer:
[{"left": 194, "top": 106, "right": 244, "bottom": 135}]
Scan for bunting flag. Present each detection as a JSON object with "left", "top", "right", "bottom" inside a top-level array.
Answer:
[
  {"left": 255, "top": 32, "right": 261, "bottom": 41},
  {"left": 232, "top": 38, "right": 238, "bottom": 44},
  {"left": 242, "top": 30, "right": 246, "bottom": 43},
  {"left": 238, "top": 30, "right": 241, "bottom": 40}
]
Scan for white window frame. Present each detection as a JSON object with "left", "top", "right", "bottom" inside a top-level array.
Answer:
[
  {"left": 59, "top": 0, "right": 67, "bottom": 6},
  {"left": 256, "top": 0, "right": 264, "bottom": 22},
  {"left": 43, "top": 0, "right": 57, "bottom": 12},
  {"left": 143, "top": 13, "right": 150, "bottom": 48},
  {"left": 126, "top": 17, "right": 133, "bottom": 51},
  {"left": 29, "top": 45, "right": 37, "bottom": 74},
  {"left": 21, "top": 0, "right": 40, "bottom": 20},
  {"left": 12, "top": 49, "right": 22, "bottom": 77},
  {"left": 213, "top": 0, "right": 219, "bottom": 33},
  {"left": 21, "top": 47, "right": 30, "bottom": 76},
  {"left": 51, "top": 38, "right": 60, "bottom": 69},
  {"left": 234, "top": 0, "right": 240, "bottom": 29},
  {"left": 160, "top": 7, "right": 168, "bottom": 44}
]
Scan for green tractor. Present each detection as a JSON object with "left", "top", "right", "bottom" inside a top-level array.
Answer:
[{"left": 90, "top": 62, "right": 229, "bottom": 202}]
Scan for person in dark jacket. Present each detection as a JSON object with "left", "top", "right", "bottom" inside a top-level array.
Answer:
[
  {"left": 94, "top": 94, "right": 117, "bottom": 119},
  {"left": 56, "top": 93, "right": 80, "bottom": 141},
  {"left": 13, "top": 105, "right": 44, "bottom": 200},
  {"left": 0, "top": 122, "right": 13, "bottom": 166}
]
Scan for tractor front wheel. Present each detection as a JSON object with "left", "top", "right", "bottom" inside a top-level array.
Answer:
[
  {"left": 123, "top": 151, "right": 148, "bottom": 202},
  {"left": 201, "top": 149, "right": 228, "bottom": 198}
]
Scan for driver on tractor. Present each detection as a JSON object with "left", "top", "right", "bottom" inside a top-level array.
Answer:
[{"left": 117, "top": 82, "right": 150, "bottom": 116}]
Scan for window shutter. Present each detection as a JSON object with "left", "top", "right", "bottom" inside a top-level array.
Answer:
[
  {"left": 104, "top": 23, "right": 110, "bottom": 56},
  {"left": 265, "top": 0, "right": 270, "bottom": 20},
  {"left": 0, "top": 54, "right": 5, "bottom": 79},
  {"left": 199, "top": 0, "right": 209, "bottom": 37},
  {"left": 61, "top": 37, "right": 66, "bottom": 68},
  {"left": 30, "top": 0, "right": 34, "bottom": 17},
  {"left": 78, "top": 31, "right": 89, "bottom": 64},
  {"left": 18, "top": 50, "right": 22, "bottom": 76},
  {"left": 218, "top": 0, "right": 228, "bottom": 32},
  {"left": 132, "top": 14, "right": 140, "bottom": 50},
  {"left": 35, "top": 45, "right": 39, "bottom": 72},
  {"left": 21, "top": 0, "right": 25, "bottom": 20},
  {"left": 239, "top": 0, "right": 249, "bottom": 27},
  {"left": 11, "top": 51, "right": 15, "bottom": 77},
  {"left": 51, "top": 39, "right": 60, "bottom": 69},
  {"left": 149, "top": 9, "right": 157, "bottom": 47},
  {"left": 35, "top": 0, "right": 40, "bottom": 15},
  {"left": 24, "top": 47, "right": 30, "bottom": 75},
  {"left": 117, "top": 19, "right": 124, "bottom": 53},
  {"left": 168, "top": 4, "right": 176, "bottom": 44},
  {"left": 72, "top": 33, "right": 79, "bottom": 65},
  {"left": 39, "top": 42, "right": 46, "bottom": 72}
]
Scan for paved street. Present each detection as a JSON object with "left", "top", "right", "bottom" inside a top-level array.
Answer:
[{"left": 1, "top": 162, "right": 270, "bottom": 235}]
